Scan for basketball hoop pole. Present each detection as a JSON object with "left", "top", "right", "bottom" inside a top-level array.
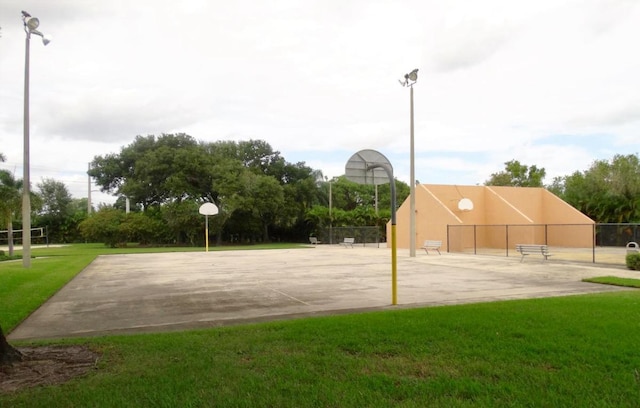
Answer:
[
  {"left": 205, "top": 215, "right": 209, "bottom": 252},
  {"left": 365, "top": 162, "right": 397, "bottom": 305},
  {"left": 199, "top": 202, "right": 219, "bottom": 252},
  {"left": 345, "top": 149, "right": 398, "bottom": 305}
]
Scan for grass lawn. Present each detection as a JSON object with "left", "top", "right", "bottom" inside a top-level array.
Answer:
[
  {"left": 2, "top": 244, "right": 640, "bottom": 407},
  {"left": 583, "top": 275, "right": 640, "bottom": 288}
]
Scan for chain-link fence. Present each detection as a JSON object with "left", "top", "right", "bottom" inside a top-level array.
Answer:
[
  {"left": 313, "top": 226, "right": 381, "bottom": 247},
  {"left": 447, "top": 223, "right": 640, "bottom": 265}
]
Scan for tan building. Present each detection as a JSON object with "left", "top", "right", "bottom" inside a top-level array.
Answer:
[{"left": 388, "top": 184, "right": 594, "bottom": 252}]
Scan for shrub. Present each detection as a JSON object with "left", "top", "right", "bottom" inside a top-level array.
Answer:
[
  {"left": 79, "top": 208, "right": 126, "bottom": 247},
  {"left": 625, "top": 253, "right": 640, "bottom": 270}
]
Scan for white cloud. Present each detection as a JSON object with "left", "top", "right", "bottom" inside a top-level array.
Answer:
[{"left": 1, "top": 0, "right": 639, "bottom": 205}]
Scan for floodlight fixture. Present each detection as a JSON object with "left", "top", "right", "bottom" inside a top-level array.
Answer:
[
  {"left": 407, "top": 68, "right": 418, "bottom": 82},
  {"left": 26, "top": 17, "right": 40, "bottom": 30},
  {"left": 399, "top": 68, "right": 419, "bottom": 87},
  {"left": 22, "top": 12, "right": 51, "bottom": 46}
]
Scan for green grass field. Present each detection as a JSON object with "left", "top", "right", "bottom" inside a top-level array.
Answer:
[
  {"left": 583, "top": 275, "right": 640, "bottom": 288},
  {"left": 2, "top": 244, "right": 640, "bottom": 407}
]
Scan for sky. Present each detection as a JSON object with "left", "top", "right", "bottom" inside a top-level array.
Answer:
[{"left": 1, "top": 0, "right": 639, "bottom": 206}]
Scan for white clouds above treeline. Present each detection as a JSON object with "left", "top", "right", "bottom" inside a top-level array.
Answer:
[{"left": 0, "top": 0, "right": 638, "bottom": 203}]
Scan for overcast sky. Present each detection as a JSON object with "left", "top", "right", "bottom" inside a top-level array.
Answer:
[{"left": 1, "top": 0, "right": 639, "bottom": 205}]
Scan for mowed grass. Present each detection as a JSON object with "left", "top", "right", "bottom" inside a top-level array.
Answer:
[
  {"left": 2, "top": 245, "right": 640, "bottom": 407},
  {"left": 583, "top": 275, "right": 640, "bottom": 288}
]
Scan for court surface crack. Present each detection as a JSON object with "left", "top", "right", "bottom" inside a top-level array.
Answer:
[{"left": 260, "top": 283, "right": 311, "bottom": 305}]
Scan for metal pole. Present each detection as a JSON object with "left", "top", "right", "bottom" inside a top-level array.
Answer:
[
  {"left": 390, "top": 177, "right": 397, "bottom": 305},
  {"left": 87, "top": 163, "right": 92, "bottom": 214},
  {"left": 375, "top": 185, "right": 379, "bottom": 215},
  {"left": 367, "top": 163, "right": 398, "bottom": 305},
  {"left": 205, "top": 215, "right": 209, "bottom": 252},
  {"left": 592, "top": 224, "right": 596, "bottom": 263},
  {"left": 409, "top": 85, "right": 416, "bottom": 257},
  {"left": 22, "top": 31, "right": 32, "bottom": 268},
  {"left": 329, "top": 180, "right": 333, "bottom": 244}
]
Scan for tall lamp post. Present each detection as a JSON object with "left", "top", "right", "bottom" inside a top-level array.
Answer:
[
  {"left": 22, "top": 11, "right": 51, "bottom": 268},
  {"left": 400, "top": 69, "right": 418, "bottom": 257},
  {"left": 329, "top": 178, "right": 333, "bottom": 244},
  {"left": 322, "top": 176, "right": 334, "bottom": 244}
]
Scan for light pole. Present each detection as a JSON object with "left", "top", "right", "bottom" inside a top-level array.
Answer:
[
  {"left": 400, "top": 68, "right": 418, "bottom": 257},
  {"left": 88, "top": 163, "right": 92, "bottom": 214},
  {"left": 325, "top": 176, "right": 333, "bottom": 244},
  {"left": 22, "top": 11, "right": 51, "bottom": 268}
]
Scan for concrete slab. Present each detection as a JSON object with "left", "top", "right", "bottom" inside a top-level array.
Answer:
[{"left": 8, "top": 246, "right": 638, "bottom": 341}]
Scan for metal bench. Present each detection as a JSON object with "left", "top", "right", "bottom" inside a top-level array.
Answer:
[
  {"left": 421, "top": 240, "right": 442, "bottom": 255},
  {"left": 309, "top": 237, "right": 320, "bottom": 245},
  {"left": 341, "top": 237, "right": 355, "bottom": 248},
  {"left": 515, "top": 244, "right": 551, "bottom": 262}
]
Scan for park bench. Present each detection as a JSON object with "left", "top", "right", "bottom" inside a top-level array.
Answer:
[
  {"left": 515, "top": 244, "right": 551, "bottom": 262},
  {"left": 421, "top": 240, "right": 442, "bottom": 255},
  {"left": 309, "top": 237, "right": 320, "bottom": 245},
  {"left": 341, "top": 237, "right": 355, "bottom": 248}
]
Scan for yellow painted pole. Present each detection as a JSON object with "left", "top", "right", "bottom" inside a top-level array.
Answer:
[
  {"left": 205, "top": 215, "right": 209, "bottom": 252},
  {"left": 391, "top": 224, "right": 397, "bottom": 305}
]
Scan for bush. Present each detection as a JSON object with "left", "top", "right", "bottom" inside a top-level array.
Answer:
[
  {"left": 625, "top": 253, "right": 640, "bottom": 270},
  {"left": 79, "top": 208, "right": 168, "bottom": 247},
  {"left": 79, "top": 208, "right": 126, "bottom": 247}
]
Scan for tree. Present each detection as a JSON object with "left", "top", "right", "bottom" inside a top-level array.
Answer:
[
  {"left": 485, "top": 160, "right": 546, "bottom": 187},
  {"left": 554, "top": 154, "right": 640, "bottom": 222},
  {"left": 35, "top": 178, "right": 73, "bottom": 242},
  {"left": 89, "top": 133, "right": 200, "bottom": 208},
  {"left": 88, "top": 135, "right": 325, "bottom": 243},
  {"left": 161, "top": 200, "right": 202, "bottom": 245},
  {"left": 238, "top": 139, "right": 283, "bottom": 175},
  {"left": 0, "top": 324, "right": 22, "bottom": 366},
  {"left": 0, "top": 170, "right": 22, "bottom": 256},
  {"left": 63, "top": 198, "right": 91, "bottom": 242},
  {"left": 229, "top": 172, "right": 285, "bottom": 242}
]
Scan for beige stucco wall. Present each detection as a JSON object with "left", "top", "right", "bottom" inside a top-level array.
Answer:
[{"left": 388, "top": 184, "right": 594, "bottom": 251}]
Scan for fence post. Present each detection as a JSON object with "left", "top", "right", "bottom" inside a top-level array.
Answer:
[
  {"left": 506, "top": 225, "right": 509, "bottom": 257},
  {"left": 592, "top": 224, "right": 596, "bottom": 263},
  {"left": 473, "top": 225, "right": 477, "bottom": 255},
  {"left": 545, "top": 224, "right": 548, "bottom": 245},
  {"left": 446, "top": 224, "right": 449, "bottom": 253}
]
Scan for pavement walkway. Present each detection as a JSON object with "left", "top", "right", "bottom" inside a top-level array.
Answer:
[{"left": 8, "top": 246, "right": 639, "bottom": 341}]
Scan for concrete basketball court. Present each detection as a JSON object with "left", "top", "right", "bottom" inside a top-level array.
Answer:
[{"left": 9, "top": 246, "right": 638, "bottom": 341}]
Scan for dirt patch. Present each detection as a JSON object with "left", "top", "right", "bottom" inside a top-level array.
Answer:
[{"left": 0, "top": 345, "right": 101, "bottom": 394}]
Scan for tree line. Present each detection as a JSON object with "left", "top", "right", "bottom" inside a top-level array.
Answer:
[
  {"left": 0, "top": 135, "right": 408, "bottom": 248},
  {"left": 2, "top": 143, "right": 639, "bottom": 249},
  {"left": 485, "top": 155, "right": 640, "bottom": 223},
  {"left": 82, "top": 134, "right": 407, "bottom": 246}
]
